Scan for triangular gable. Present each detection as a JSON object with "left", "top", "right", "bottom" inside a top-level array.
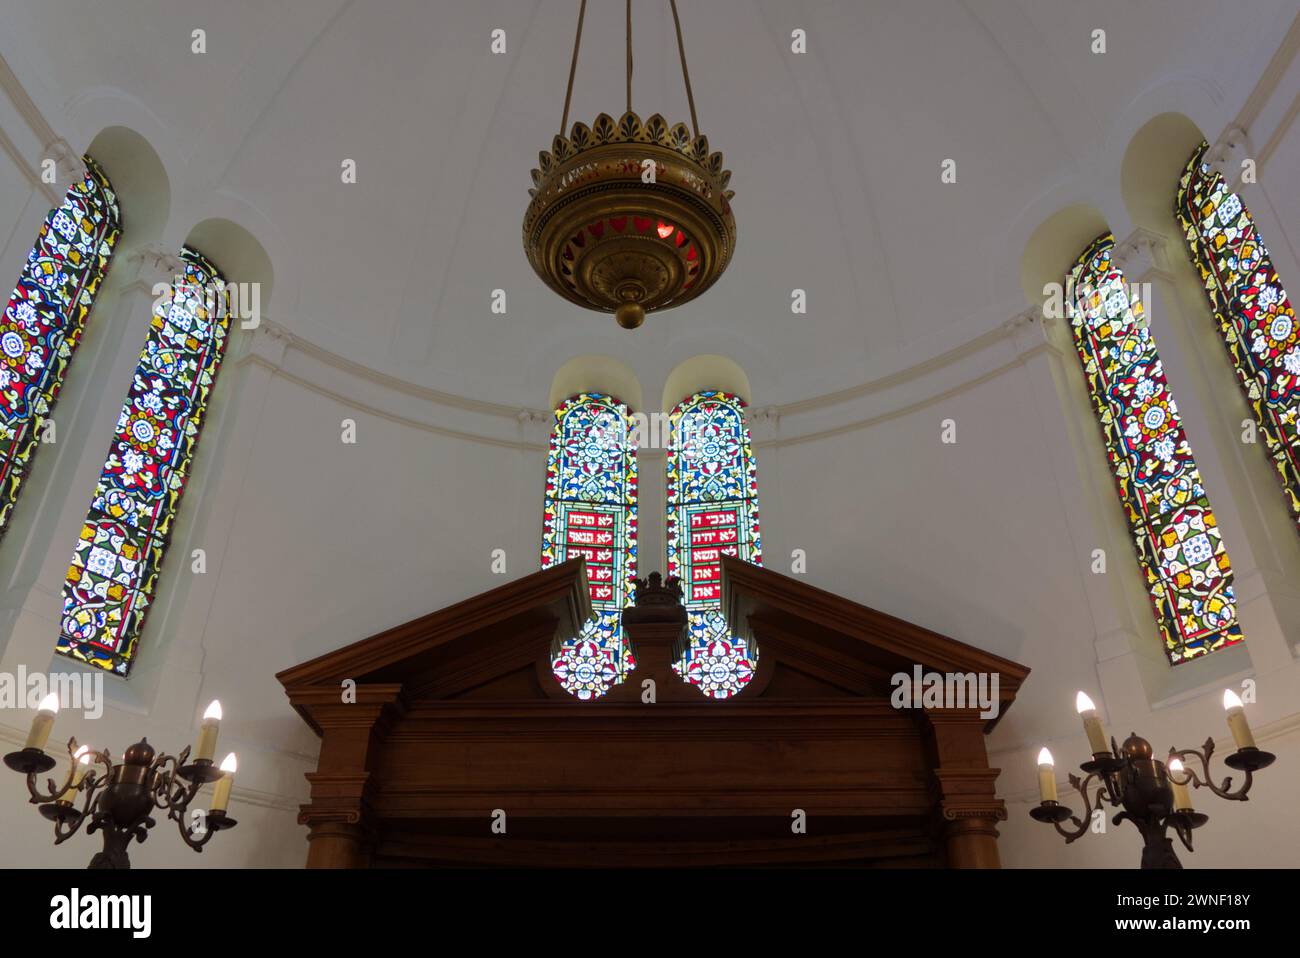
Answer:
[
  {"left": 276, "top": 558, "right": 592, "bottom": 712},
  {"left": 721, "top": 556, "right": 1029, "bottom": 727}
]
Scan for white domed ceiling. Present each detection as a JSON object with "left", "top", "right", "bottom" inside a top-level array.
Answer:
[{"left": 2, "top": 0, "right": 1292, "bottom": 407}]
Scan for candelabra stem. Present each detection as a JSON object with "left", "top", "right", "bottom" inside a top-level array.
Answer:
[
  {"left": 88, "top": 828, "right": 134, "bottom": 870},
  {"left": 1137, "top": 823, "right": 1182, "bottom": 870}
]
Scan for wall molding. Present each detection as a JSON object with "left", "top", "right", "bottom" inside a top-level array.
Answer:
[
  {"left": 3, "top": 28, "right": 1296, "bottom": 451},
  {"left": 234, "top": 309, "right": 1051, "bottom": 452},
  {"left": 0, "top": 51, "right": 62, "bottom": 204},
  {"left": 1233, "top": 11, "right": 1300, "bottom": 169}
]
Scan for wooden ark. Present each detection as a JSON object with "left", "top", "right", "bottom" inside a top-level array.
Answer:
[{"left": 276, "top": 557, "right": 1029, "bottom": 867}]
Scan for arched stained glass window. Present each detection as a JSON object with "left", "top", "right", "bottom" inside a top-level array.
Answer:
[
  {"left": 666, "top": 390, "right": 760, "bottom": 697},
  {"left": 0, "top": 156, "right": 120, "bottom": 537},
  {"left": 1176, "top": 142, "right": 1300, "bottom": 532},
  {"left": 541, "top": 393, "right": 638, "bottom": 699},
  {"left": 57, "top": 246, "right": 231, "bottom": 675},
  {"left": 1067, "top": 233, "right": 1242, "bottom": 665}
]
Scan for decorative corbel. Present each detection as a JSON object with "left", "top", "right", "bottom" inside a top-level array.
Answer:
[
  {"left": 747, "top": 405, "right": 780, "bottom": 442},
  {"left": 240, "top": 315, "right": 290, "bottom": 368},
  {"left": 1205, "top": 125, "right": 1255, "bottom": 193},
  {"left": 42, "top": 137, "right": 86, "bottom": 200},
  {"left": 1111, "top": 228, "right": 1172, "bottom": 283},
  {"left": 126, "top": 243, "right": 186, "bottom": 292}
]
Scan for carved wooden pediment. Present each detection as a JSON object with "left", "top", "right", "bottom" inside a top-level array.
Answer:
[
  {"left": 277, "top": 557, "right": 1029, "bottom": 868},
  {"left": 277, "top": 558, "right": 593, "bottom": 726},
  {"left": 720, "top": 556, "right": 1028, "bottom": 728}
]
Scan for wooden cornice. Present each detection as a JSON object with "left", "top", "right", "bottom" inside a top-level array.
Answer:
[
  {"left": 721, "top": 556, "right": 1030, "bottom": 727},
  {"left": 276, "top": 558, "right": 591, "bottom": 692},
  {"left": 284, "top": 683, "right": 406, "bottom": 738},
  {"left": 279, "top": 558, "right": 1021, "bottom": 867},
  {"left": 385, "top": 698, "right": 917, "bottom": 740},
  {"left": 373, "top": 828, "right": 941, "bottom": 867}
]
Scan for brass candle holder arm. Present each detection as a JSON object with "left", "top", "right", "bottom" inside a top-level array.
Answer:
[{"left": 1166, "top": 736, "right": 1275, "bottom": 803}]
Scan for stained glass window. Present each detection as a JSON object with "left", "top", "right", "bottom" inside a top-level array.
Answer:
[
  {"left": 1176, "top": 142, "right": 1300, "bottom": 533},
  {"left": 666, "top": 390, "right": 760, "bottom": 697},
  {"left": 541, "top": 393, "right": 638, "bottom": 699},
  {"left": 57, "top": 247, "right": 231, "bottom": 675},
  {"left": 1067, "top": 233, "right": 1242, "bottom": 664},
  {"left": 0, "top": 156, "right": 120, "bottom": 538}
]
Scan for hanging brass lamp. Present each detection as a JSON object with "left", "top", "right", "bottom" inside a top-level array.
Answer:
[{"left": 523, "top": 0, "right": 736, "bottom": 330}]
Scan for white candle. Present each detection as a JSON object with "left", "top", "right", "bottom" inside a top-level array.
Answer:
[
  {"left": 194, "top": 700, "right": 222, "bottom": 763},
  {"left": 1036, "top": 747, "right": 1058, "bottom": 803},
  {"left": 1167, "top": 758, "right": 1193, "bottom": 811},
  {"left": 58, "top": 745, "right": 92, "bottom": 804},
  {"left": 23, "top": 692, "right": 59, "bottom": 750},
  {"left": 1222, "top": 689, "right": 1256, "bottom": 750},
  {"left": 211, "top": 753, "right": 237, "bottom": 813},
  {"left": 1075, "top": 691, "right": 1109, "bottom": 755}
]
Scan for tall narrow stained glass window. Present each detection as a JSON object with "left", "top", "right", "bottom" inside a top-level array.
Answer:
[
  {"left": 58, "top": 247, "right": 231, "bottom": 675},
  {"left": 1067, "top": 233, "right": 1241, "bottom": 664},
  {"left": 541, "top": 393, "right": 638, "bottom": 699},
  {"left": 666, "top": 390, "right": 760, "bottom": 698},
  {"left": 1176, "top": 142, "right": 1300, "bottom": 532},
  {"left": 0, "top": 156, "right": 120, "bottom": 537}
]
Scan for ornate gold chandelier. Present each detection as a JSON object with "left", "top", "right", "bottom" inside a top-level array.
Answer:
[{"left": 523, "top": 0, "right": 736, "bottom": 330}]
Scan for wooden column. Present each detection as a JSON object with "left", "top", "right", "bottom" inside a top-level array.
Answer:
[
  {"left": 303, "top": 816, "right": 368, "bottom": 869},
  {"left": 924, "top": 709, "right": 1007, "bottom": 869},
  {"left": 938, "top": 790, "right": 1005, "bottom": 868},
  {"left": 286, "top": 684, "right": 405, "bottom": 869}
]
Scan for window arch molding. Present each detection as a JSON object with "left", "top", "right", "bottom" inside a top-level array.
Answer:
[
  {"left": 548, "top": 355, "right": 642, "bottom": 413},
  {"left": 1175, "top": 139, "right": 1300, "bottom": 536},
  {"left": 82, "top": 125, "right": 173, "bottom": 247},
  {"left": 1115, "top": 113, "right": 1300, "bottom": 657},
  {"left": 56, "top": 216, "right": 272, "bottom": 677},
  {"left": 539, "top": 388, "right": 640, "bottom": 700},
  {"left": 1018, "top": 203, "right": 1255, "bottom": 698},
  {"left": 1065, "top": 231, "right": 1243, "bottom": 665},
  {"left": 660, "top": 354, "right": 752, "bottom": 413},
  {"left": 664, "top": 386, "right": 761, "bottom": 699},
  {"left": 0, "top": 155, "right": 121, "bottom": 542},
  {"left": 0, "top": 128, "right": 180, "bottom": 557}
]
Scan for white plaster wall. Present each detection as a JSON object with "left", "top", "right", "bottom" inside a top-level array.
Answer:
[
  {"left": 3, "top": 315, "right": 1295, "bottom": 868},
  {"left": 0, "top": 1, "right": 1296, "bottom": 868}
]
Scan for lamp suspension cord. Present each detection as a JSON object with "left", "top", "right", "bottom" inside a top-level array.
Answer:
[
  {"left": 561, "top": 0, "right": 698, "bottom": 137},
  {"left": 669, "top": 0, "right": 700, "bottom": 137},
  {"left": 560, "top": 0, "right": 588, "bottom": 135}
]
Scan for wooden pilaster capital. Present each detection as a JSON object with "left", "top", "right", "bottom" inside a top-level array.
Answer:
[
  {"left": 941, "top": 810, "right": 1004, "bottom": 857},
  {"left": 939, "top": 799, "right": 1008, "bottom": 824},
  {"left": 285, "top": 683, "right": 407, "bottom": 737},
  {"left": 931, "top": 767, "right": 1006, "bottom": 822},
  {"left": 299, "top": 772, "right": 376, "bottom": 827},
  {"left": 299, "top": 806, "right": 366, "bottom": 829}
]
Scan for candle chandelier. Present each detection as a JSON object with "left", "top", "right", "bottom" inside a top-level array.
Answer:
[
  {"left": 4, "top": 696, "right": 238, "bottom": 868},
  {"left": 522, "top": 0, "right": 736, "bottom": 330},
  {"left": 1030, "top": 691, "right": 1275, "bottom": 869}
]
